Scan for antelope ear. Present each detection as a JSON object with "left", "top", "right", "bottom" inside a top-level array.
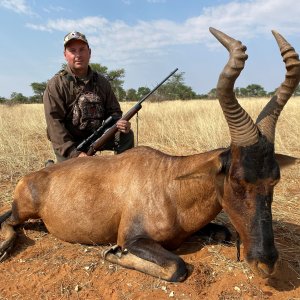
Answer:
[{"left": 275, "top": 153, "right": 299, "bottom": 169}]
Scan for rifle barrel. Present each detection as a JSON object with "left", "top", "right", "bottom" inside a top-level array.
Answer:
[{"left": 137, "top": 68, "right": 178, "bottom": 105}]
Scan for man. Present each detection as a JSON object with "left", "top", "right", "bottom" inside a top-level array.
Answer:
[{"left": 43, "top": 31, "right": 134, "bottom": 162}]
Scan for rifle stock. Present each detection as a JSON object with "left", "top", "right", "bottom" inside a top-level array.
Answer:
[{"left": 86, "top": 68, "right": 178, "bottom": 156}]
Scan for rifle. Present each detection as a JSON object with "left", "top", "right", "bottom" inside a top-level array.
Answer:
[
  {"left": 76, "top": 115, "right": 120, "bottom": 153},
  {"left": 81, "top": 68, "right": 178, "bottom": 156}
]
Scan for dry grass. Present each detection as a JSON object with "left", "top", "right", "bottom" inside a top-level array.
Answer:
[{"left": 129, "top": 97, "right": 300, "bottom": 157}]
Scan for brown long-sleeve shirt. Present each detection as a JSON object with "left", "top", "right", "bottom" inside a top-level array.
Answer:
[{"left": 43, "top": 65, "right": 122, "bottom": 158}]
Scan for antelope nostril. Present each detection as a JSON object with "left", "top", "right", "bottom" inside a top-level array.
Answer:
[
  {"left": 257, "top": 262, "right": 275, "bottom": 276},
  {"left": 246, "top": 247, "right": 279, "bottom": 278}
]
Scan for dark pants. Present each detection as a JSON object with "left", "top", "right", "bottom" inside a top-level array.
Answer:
[{"left": 54, "top": 130, "right": 134, "bottom": 163}]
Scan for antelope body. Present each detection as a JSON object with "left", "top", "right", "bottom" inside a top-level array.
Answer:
[{"left": 1, "top": 28, "right": 299, "bottom": 282}]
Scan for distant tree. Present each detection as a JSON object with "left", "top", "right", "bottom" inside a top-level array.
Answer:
[
  {"left": 155, "top": 72, "right": 197, "bottom": 100},
  {"left": 207, "top": 88, "right": 217, "bottom": 99},
  {"left": 177, "top": 85, "right": 197, "bottom": 100},
  {"left": 30, "top": 82, "right": 47, "bottom": 103},
  {"left": 90, "top": 63, "right": 126, "bottom": 101},
  {"left": 28, "top": 95, "right": 43, "bottom": 103},
  {"left": 105, "top": 68, "right": 125, "bottom": 82},
  {"left": 107, "top": 69, "right": 126, "bottom": 101},
  {"left": 267, "top": 90, "right": 276, "bottom": 97},
  {"left": 89, "top": 63, "right": 108, "bottom": 74},
  {"left": 0, "top": 96, "right": 7, "bottom": 103},
  {"left": 137, "top": 87, "right": 151, "bottom": 99},
  {"left": 239, "top": 87, "right": 248, "bottom": 97},
  {"left": 245, "top": 84, "right": 267, "bottom": 97},
  {"left": 207, "top": 84, "right": 269, "bottom": 99},
  {"left": 10, "top": 92, "right": 28, "bottom": 103},
  {"left": 197, "top": 94, "right": 208, "bottom": 99},
  {"left": 126, "top": 88, "right": 138, "bottom": 102}
]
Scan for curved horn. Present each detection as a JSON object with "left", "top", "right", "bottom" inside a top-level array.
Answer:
[
  {"left": 209, "top": 27, "right": 259, "bottom": 147},
  {"left": 256, "top": 31, "right": 300, "bottom": 143}
]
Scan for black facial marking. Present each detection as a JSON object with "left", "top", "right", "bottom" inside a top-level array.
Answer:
[
  {"left": 239, "top": 136, "right": 280, "bottom": 184},
  {"left": 247, "top": 194, "right": 278, "bottom": 266}
]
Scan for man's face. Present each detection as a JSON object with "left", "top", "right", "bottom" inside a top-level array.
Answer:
[{"left": 64, "top": 39, "right": 91, "bottom": 75}]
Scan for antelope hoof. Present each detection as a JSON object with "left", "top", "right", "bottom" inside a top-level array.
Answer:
[
  {"left": 102, "top": 245, "right": 123, "bottom": 259},
  {"left": 0, "top": 250, "right": 9, "bottom": 262},
  {"left": 0, "top": 242, "right": 14, "bottom": 262}
]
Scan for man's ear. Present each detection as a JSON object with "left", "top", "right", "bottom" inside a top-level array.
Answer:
[{"left": 275, "top": 153, "right": 299, "bottom": 169}]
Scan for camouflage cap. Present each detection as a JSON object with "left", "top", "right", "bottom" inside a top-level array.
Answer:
[{"left": 64, "top": 31, "right": 89, "bottom": 47}]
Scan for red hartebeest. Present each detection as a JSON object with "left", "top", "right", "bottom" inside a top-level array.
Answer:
[{"left": 0, "top": 28, "right": 299, "bottom": 282}]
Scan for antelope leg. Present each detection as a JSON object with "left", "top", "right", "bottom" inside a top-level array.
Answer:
[{"left": 103, "top": 239, "right": 188, "bottom": 282}]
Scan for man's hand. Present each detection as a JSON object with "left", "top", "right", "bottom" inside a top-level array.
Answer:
[
  {"left": 78, "top": 152, "right": 88, "bottom": 157},
  {"left": 116, "top": 119, "right": 131, "bottom": 133}
]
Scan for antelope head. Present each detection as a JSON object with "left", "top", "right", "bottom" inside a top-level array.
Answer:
[{"left": 210, "top": 27, "right": 300, "bottom": 278}]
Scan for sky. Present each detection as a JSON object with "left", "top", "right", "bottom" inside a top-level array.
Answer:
[{"left": 1, "top": 0, "right": 300, "bottom": 98}]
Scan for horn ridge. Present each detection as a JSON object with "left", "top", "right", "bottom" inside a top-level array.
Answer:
[
  {"left": 221, "top": 102, "right": 259, "bottom": 146},
  {"left": 210, "top": 27, "right": 259, "bottom": 146},
  {"left": 256, "top": 31, "right": 300, "bottom": 143}
]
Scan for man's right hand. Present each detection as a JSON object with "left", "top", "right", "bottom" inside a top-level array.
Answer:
[{"left": 78, "top": 152, "right": 88, "bottom": 157}]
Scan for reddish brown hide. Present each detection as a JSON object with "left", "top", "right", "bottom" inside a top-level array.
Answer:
[{"left": 1, "top": 28, "right": 300, "bottom": 282}]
